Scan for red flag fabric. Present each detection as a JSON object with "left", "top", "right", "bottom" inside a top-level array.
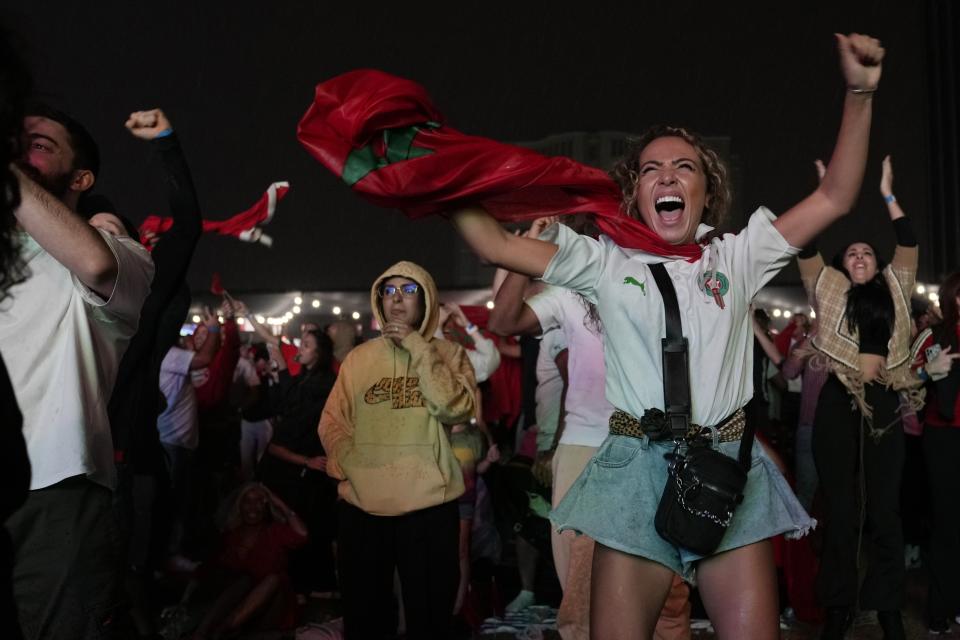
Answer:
[
  {"left": 210, "top": 272, "right": 225, "bottom": 296},
  {"left": 297, "top": 70, "right": 704, "bottom": 261},
  {"left": 139, "top": 182, "right": 289, "bottom": 248}
]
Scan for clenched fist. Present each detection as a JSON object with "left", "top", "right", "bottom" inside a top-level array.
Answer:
[
  {"left": 836, "top": 33, "right": 884, "bottom": 93},
  {"left": 125, "top": 109, "right": 173, "bottom": 140}
]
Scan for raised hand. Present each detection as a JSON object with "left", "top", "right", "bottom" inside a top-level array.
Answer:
[
  {"left": 443, "top": 303, "right": 470, "bottom": 328},
  {"left": 125, "top": 108, "right": 173, "bottom": 140},
  {"left": 523, "top": 215, "right": 559, "bottom": 240},
  {"left": 880, "top": 155, "right": 894, "bottom": 197},
  {"left": 200, "top": 306, "right": 219, "bottom": 329},
  {"left": 382, "top": 321, "right": 414, "bottom": 344},
  {"left": 927, "top": 346, "right": 960, "bottom": 377},
  {"left": 836, "top": 33, "right": 884, "bottom": 93}
]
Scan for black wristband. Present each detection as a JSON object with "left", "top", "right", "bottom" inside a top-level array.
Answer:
[{"left": 892, "top": 217, "right": 917, "bottom": 247}]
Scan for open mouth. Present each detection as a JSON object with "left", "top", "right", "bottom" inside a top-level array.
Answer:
[{"left": 654, "top": 195, "right": 685, "bottom": 223}]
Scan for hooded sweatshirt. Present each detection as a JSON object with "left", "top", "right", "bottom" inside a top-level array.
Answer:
[{"left": 319, "top": 261, "right": 475, "bottom": 516}]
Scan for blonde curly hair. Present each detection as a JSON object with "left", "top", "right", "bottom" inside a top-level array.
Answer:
[{"left": 609, "top": 125, "right": 731, "bottom": 228}]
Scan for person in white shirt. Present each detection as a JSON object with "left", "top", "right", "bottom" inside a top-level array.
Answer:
[
  {"left": 156, "top": 308, "right": 222, "bottom": 566},
  {"left": 451, "top": 33, "right": 883, "bottom": 640},
  {"left": 2, "top": 105, "right": 153, "bottom": 639},
  {"left": 490, "top": 216, "right": 691, "bottom": 640}
]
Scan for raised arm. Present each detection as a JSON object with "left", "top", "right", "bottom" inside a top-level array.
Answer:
[
  {"left": 189, "top": 308, "right": 222, "bottom": 370},
  {"left": 127, "top": 109, "right": 203, "bottom": 294},
  {"left": 452, "top": 208, "right": 557, "bottom": 278},
  {"left": 773, "top": 33, "right": 884, "bottom": 248},
  {"left": 487, "top": 218, "right": 557, "bottom": 335},
  {"left": 13, "top": 166, "right": 117, "bottom": 298},
  {"left": 880, "top": 154, "right": 919, "bottom": 287},
  {"left": 751, "top": 310, "right": 784, "bottom": 367}
]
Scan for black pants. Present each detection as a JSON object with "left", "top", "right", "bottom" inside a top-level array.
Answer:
[
  {"left": 813, "top": 376, "right": 905, "bottom": 610},
  {"left": 337, "top": 500, "right": 459, "bottom": 640},
  {"left": 923, "top": 425, "right": 960, "bottom": 621},
  {"left": 5, "top": 476, "right": 122, "bottom": 640}
]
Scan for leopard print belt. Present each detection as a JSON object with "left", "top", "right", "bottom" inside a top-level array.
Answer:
[{"left": 608, "top": 407, "right": 746, "bottom": 443}]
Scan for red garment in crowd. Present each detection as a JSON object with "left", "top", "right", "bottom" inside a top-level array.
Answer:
[
  {"left": 481, "top": 336, "right": 521, "bottom": 428},
  {"left": 215, "top": 522, "right": 307, "bottom": 630},
  {"left": 195, "top": 319, "right": 240, "bottom": 412},
  {"left": 280, "top": 340, "right": 302, "bottom": 377},
  {"left": 918, "top": 326, "right": 960, "bottom": 428},
  {"left": 218, "top": 522, "right": 306, "bottom": 579},
  {"left": 774, "top": 322, "right": 799, "bottom": 357},
  {"left": 139, "top": 182, "right": 289, "bottom": 248},
  {"left": 297, "top": 70, "right": 706, "bottom": 261}
]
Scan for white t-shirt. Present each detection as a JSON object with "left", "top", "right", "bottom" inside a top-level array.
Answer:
[
  {"left": 0, "top": 230, "right": 153, "bottom": 490},
  {"left": 540, "top": 208, "right": 799, "bottom": 427},
  {"left": 527, "top": 286, "right": 613, "bottom": 447},
  {"left": 534, "top": 326, "right": 566, "bottom": 451},
  {"left": 158, "top": 346, "right": 200, "bottom": 449}
]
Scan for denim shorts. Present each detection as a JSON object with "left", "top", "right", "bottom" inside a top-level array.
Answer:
[{"left": 550, "top": 434, "right": 815, "bottom": 582}]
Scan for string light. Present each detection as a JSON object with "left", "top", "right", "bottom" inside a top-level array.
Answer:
[
  {"left": 916, "top": 284, "right": 926, "bottom": 294},
  {"left": 351, "top": 311, "right": 361, "bottom": 320},
  {"left": 810, "top": 310, "right": 817, "bottom": 319},
  {"left": 192, "top": 315, "right": 201, "bottom": 323},
  {"left": 929, "top": 292, "right": 939, "bottom": 303},
  {"left": 332, "top": 306, "right": 342, "bottom": 315},
  {"left": 783, "top": 310, "right": 793, "bottom": 319},
  {"left": 486, "top": 301, "right": 495, "bottom": 310},
  {"left": 311, "top": 299, "right": 321, "bottom": 308},
  {"left": 255, "top": 315, "right": 266, "bottom": 324},
  {"left": 294, "top": 296, "right": 303, "bottom": 305},
  {"left": 772, "top": 309, "right": 782, "bottom": 318},
  {"left": 293, "top": 305, "right": 301, "bottom": 314}
]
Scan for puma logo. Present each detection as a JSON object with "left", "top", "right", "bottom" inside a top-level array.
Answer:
[{"left": 623, "top": 276, "right": 646, "bottom": 294}]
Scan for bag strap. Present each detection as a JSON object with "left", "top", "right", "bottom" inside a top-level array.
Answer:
[
  {"left": 648, "top": 263, "right": 755, "bottom": 470},
  {"left": 648, "top": 263, "right": 691, "bottom": 441}
]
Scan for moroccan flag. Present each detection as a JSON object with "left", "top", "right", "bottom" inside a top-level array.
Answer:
[
  {"left": 297, "top": 70, "right": 703, "bottom": 260},
  {"left": 139, "top": 182, "right": 289, "bottom": 248}
]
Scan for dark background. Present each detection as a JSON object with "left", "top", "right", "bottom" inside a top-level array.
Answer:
[{"left": 4, "top": 1, "right": 937, "bottom": 298}]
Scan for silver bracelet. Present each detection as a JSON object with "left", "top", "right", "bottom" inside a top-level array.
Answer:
[{"left": 848, "top": 87, "right": 877, "bottom": 95}]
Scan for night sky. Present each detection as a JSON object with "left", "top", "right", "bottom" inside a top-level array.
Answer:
[{"left": 5, "top": 1, "right": 930, "bottom": 297}]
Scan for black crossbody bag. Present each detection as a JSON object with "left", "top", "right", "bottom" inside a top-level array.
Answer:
[{"left": 648, "top": 263, "right": 755, "bottom": 555}]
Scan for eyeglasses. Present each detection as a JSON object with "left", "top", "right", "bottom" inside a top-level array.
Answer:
[{"left": 379, "top": 283, "right": 420, "bottom": 298}]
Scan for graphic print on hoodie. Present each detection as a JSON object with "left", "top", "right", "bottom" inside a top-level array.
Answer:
[{"left": 319, "top": 261, "right": 477, "bottom": 516}]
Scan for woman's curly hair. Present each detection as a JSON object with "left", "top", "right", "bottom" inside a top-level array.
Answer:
[
  {"left": 609, "top": 124, "right": 732, "bottom": 228},
  {"left": 0, "top": 26, "right": 31, "bottom": 302}
]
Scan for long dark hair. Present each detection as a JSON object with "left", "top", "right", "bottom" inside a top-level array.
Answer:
[
  {"left": 933, "top": 272, "right": 960, "bottom": 352},
  {"left": 831, "top": 242, "right": 894, "bottom": 346},
  {"left": 301, "top": 329, "right": 334, "bottom": 373},
  {"left": 0, "top": 26, "right": 31, "bottom": 302}
]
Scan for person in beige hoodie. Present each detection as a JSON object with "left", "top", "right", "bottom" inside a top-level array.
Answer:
[{"left": 319, "top": 260, "right": 476, "bottom": 639}]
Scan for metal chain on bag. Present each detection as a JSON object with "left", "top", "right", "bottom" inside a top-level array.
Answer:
[{"left": 670, "top": 461, "right": 735, "bottom": 527}]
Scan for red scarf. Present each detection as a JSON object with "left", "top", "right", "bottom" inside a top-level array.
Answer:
[{"left": 297, "top": 70, "right": 703, "bottom": 261}]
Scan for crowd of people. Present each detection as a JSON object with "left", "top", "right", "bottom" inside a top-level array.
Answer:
[{"left": 2, "top": 22, "right": 960, "bottom": 640}]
